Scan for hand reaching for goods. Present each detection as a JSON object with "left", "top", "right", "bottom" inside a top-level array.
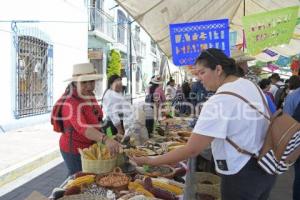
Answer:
[
  {"left": 105, "top": 138, "right": 122, "bottom": 156},
  {"left": 115, "top": 133, "right": 124, "bottom": 142},
  {"left": 129, "top": 156, "right": 153, "bottom": 166}
]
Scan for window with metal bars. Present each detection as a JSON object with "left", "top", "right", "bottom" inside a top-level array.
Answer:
[
  {"left": 15, "top": 35, "right": 53, "bottom": 118},
  {"left": 117, "top": 10, "right": 127, "bottom": 44}
]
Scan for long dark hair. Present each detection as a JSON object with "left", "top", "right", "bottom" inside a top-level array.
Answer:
[
  {"left": 149, "top": 83, "right": 159, "bottom": 95},
  {"left": 145, "top": 83, "right": 159, "bottom": 103},
  {"left": 195, "top": 48, "right": 237, "bottom": 76},
  {"left": 102, "top": 75, "right": 121, "bottom": 99},
  {"left": 64, "top": 82, "right": 76, "bottom": 96},
  {"left": 107, "top": 75, "right": 121, "bottom": 90}
]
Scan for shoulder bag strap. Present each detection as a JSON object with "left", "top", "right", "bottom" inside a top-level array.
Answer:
[
  {"left": 225, "top": 137, "right": 256, "bottom": 157},
  {"left": 251, "top": 83, "right": 272, "bottom": 118},
  {"left": 215, "top": 84, "right": 271, "bottom": 157},
  {"left": 216, "top": 91, "right": 271, "bottom": 121}
]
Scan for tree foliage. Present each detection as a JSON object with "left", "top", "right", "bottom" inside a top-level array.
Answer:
[{"left": 107, "top": 49, "right": 121, "bottom": 78}]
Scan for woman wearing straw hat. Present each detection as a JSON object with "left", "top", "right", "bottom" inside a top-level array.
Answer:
[{"left": 53, "top": 63, "right": 121, "bottom": 176}]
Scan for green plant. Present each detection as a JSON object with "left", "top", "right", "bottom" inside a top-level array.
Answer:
[{"left": 107, "top": 49, "right": 121, "bottom": 78}]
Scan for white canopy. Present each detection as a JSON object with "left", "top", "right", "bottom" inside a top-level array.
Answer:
[{"left": 116, "top": 0, "right": 300, "bottom": 58}]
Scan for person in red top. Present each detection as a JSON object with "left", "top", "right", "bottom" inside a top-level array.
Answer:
[{"left": 56, "top": 63, "right": 121, "bottom": 176}]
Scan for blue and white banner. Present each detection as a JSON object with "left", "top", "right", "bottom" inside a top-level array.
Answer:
[{"left": 169, "top": 19, "right": 230, "bottom": 66}]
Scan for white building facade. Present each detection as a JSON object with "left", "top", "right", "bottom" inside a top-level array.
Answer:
[
  {"left": 0, "top": 0, "right": 89, "bottom": 132},
  {"left": 88, "top": 0, "right": 170, "bottom": 101},
  {"left": 0, "top": 0, "right": 181, "bottom": 132}
]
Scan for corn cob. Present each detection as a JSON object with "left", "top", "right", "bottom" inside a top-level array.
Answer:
[
  {"left": 83, "top": 148, "right": 97, "bottom": 160},
  {"left": 152, "top": 180, "right": 183, "bottom": 195},
  {"left": 91, "top": 144, "right": 98, "bottom": 158},
  {"left": 153, "top": 177, "right": 185, "bottom": 188},
  {"left": 134, "top": 179, "right": 144, "bottom": 185},
  {"left": 78, "top": 149, "right": 85, "bottom": 158},
  {"left": 144, "top": 177, "right": 177, "bottom": 200},
  {"left": 96, "top": 145, "right": 101, "bottom": 159},
  {"left": 128, "top": 182, "right": 154, "bottom": 197},
  {"left": 66, "top": 175, "right": 95, "bottom": 188},
  {"left": 135, "top": 187, "right": 155, "bottom": 197},
  {"left": 128, "top": 181, "right": 143, "bottom": 190}
]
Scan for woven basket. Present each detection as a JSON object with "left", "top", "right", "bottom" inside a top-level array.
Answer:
[
  {"left": 81, "top": 156, "right": 117, "bottom": 174},
  {"left": 96, "top": 167, "right": 131, "bottom": 191},
  {"left": 116, "top": 153, "right": 125, "bottom": 166},
  {"left": 59, "top": 194, "right": 109, "bottom": 200},
  {"left": 136, "top": 165, "right": 175, "bottom": 178},
  {"left": 193, "top": 172, "right": 220, "bottom": 186},
  {"left": 194, "top": 184, "right": 221, "bottom": 200}
]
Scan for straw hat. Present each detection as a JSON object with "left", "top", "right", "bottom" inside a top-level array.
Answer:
[
  {"left": 64, "top": 63, "right": 102, "bottom": 82},
  {"left": 231, "top": 49, "right": 255, "bottom": 63},
  {"left": 151, "top": 75, "right": 163, "bottom": 84}
]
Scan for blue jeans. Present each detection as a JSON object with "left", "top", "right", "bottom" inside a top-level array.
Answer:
[
  {"left": 60, "top": 150, "right": 82, "bottom": 176},
  {"left": 294, "top": 157, "right": 300, "bottom": 200}
]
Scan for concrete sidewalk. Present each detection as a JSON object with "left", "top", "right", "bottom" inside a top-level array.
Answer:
[{"left": 0, "top": 123, "right": 60, "bottom": 188}]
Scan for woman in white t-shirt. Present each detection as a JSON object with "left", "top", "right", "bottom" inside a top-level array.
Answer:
[
  {"left": 102, "top": 75, "right": 133, "bottom": 137},
  {"left": 131, "top": 48, "right": 276, "bottom": 200}
]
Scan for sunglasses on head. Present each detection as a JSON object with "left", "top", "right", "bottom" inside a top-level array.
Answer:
[{"left": 202, "top": 49, "right": 220, "bottom": 64}]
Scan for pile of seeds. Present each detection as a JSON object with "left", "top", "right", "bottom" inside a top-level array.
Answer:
[{"left": 82, "top": 183, "right": 110, "bottom": 197}]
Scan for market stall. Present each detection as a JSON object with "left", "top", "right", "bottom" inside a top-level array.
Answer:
[{"left": 49, "top": 117, "right": 219, "bottom": 200}]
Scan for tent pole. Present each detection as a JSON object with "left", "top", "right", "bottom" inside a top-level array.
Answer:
[
  {"left": 129, "top": 22, "right": 133, "bottom": 104},
  {"left": 242, "top": 0, "right": 246, "bottom": 52},
  {"left": 167, "top": 59, "right": 171, "bottom": 78},
  {"left": 243, "top": 0, "right": 245, "bottom": 16}
]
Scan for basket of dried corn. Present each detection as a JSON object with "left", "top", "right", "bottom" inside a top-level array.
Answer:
[
  {"left": 80, "top": 144, "right": 117, "bottom": 174},
  {"left": 194, "top": 184, "right": 221, "bottom": 200},
  {"left": 193, "top": 172, "right": 220, "bottom": 187}
]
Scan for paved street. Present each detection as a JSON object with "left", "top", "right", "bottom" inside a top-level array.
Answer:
[
  {"left": 0, "top": 163, "right": 67, "bottom": 200},
  {"left": 0, "top": 162, "right": 295, "bottom": 200},
  {"left": 270, "top": 168, "right": 294, "bottom": 200}
]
